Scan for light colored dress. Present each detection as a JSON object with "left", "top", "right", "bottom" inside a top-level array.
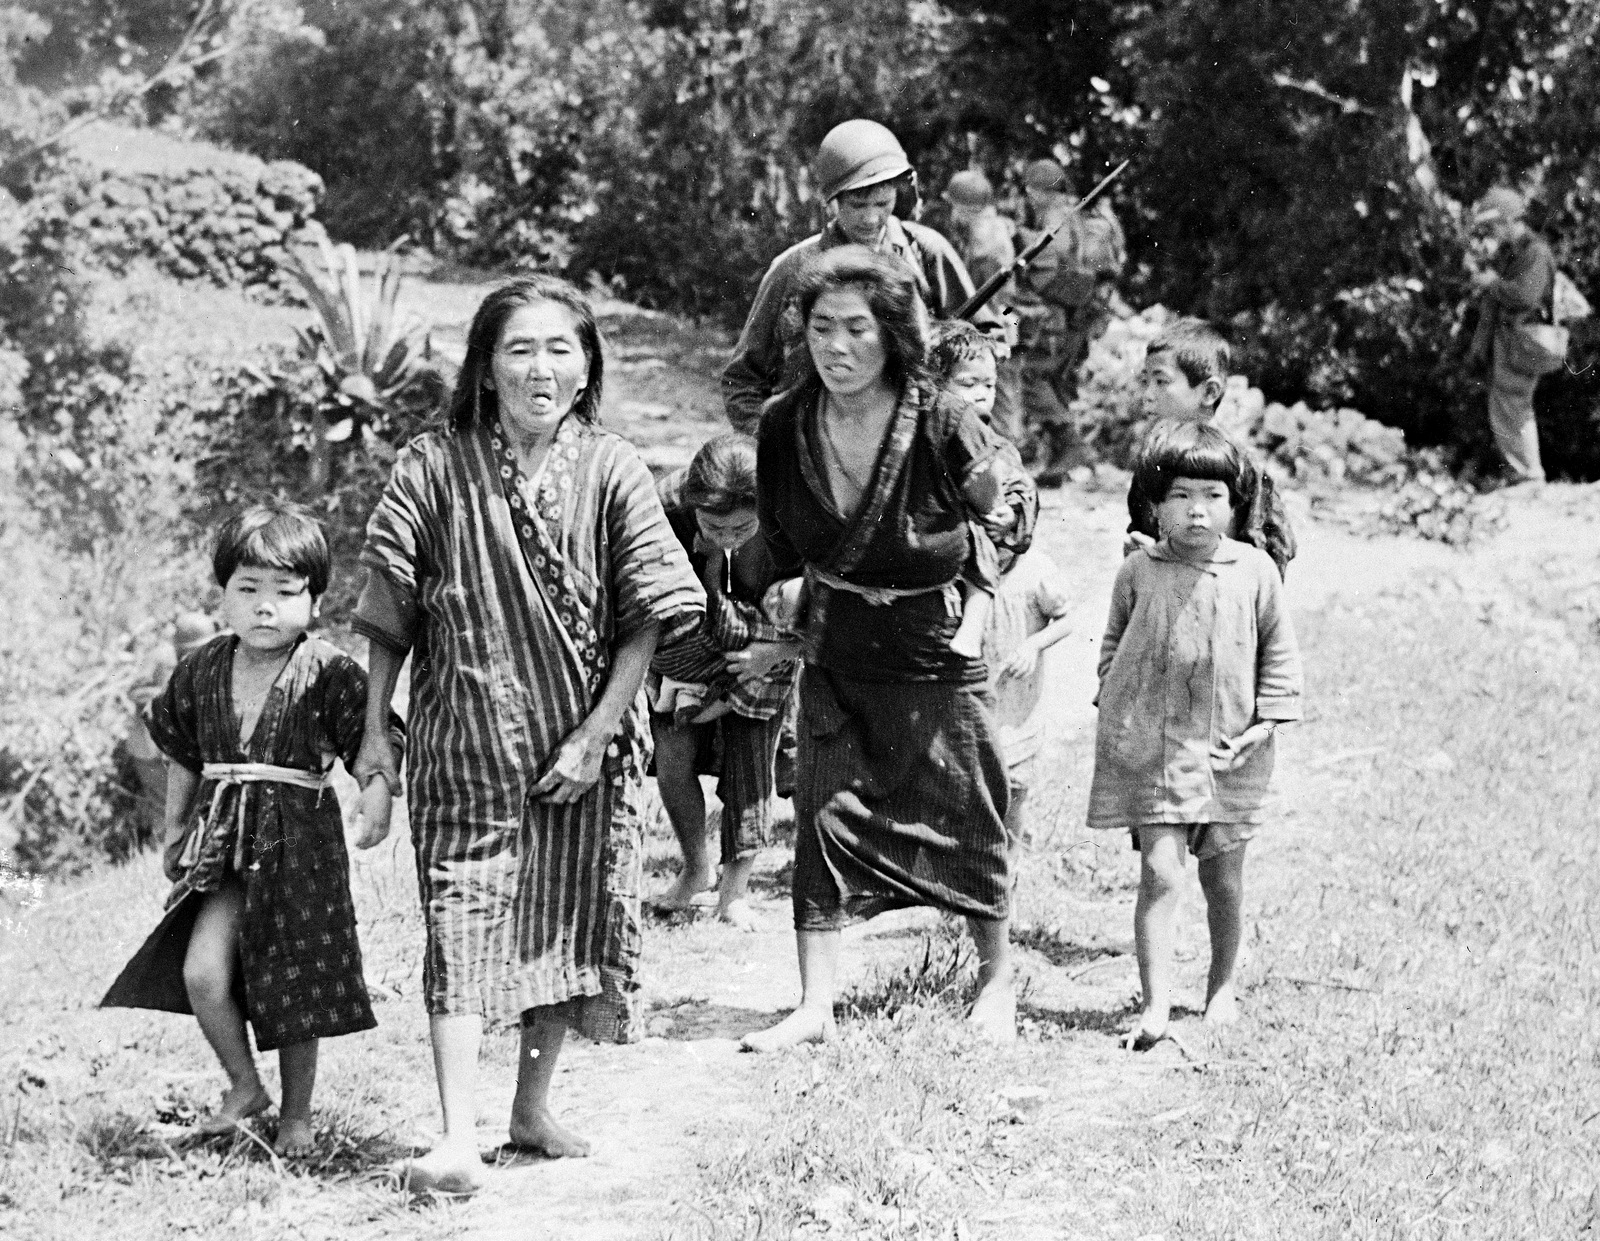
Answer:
[
  {"left": 980, "top": 547, "right": 1071, "bottom": 794},
  {"left": 1087, "top": 539, "right": 1302, "bottom": 831}
]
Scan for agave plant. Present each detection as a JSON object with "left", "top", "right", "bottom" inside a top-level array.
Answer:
[{"left": 278, "top": 236, "right": 433, "bottom": 486}]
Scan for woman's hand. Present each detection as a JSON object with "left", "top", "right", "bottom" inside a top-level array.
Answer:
[
  {"left": 1210, "top": 722, "right": 1276, "bottom": 771},
  {"left": 532, "top": 725, "right": 610, "bottom": 803},
  {"left": 354, "top": 730, "right": 401, "bottom": 796},
  {"left": 724, "top": 639, "right": 797, "bottom": 686},
  {"left": 353, "top": 776, "right": 393, "bottom": 849}
]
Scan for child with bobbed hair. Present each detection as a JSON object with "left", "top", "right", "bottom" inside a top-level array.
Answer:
[
  {"left": 1089, "top": 422, "right": 1303, "bottom": 1050},
  {"left": 1126, "top": 317, "right": 1296, "bottom": 579},
  {"left": 102, "top": 504, "right": 401, "bottom": 1156},
  {"left": 649, "top": 433, "right": 802, "bottom": 929}
]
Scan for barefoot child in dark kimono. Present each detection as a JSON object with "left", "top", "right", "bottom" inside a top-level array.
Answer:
[{"left": 102, "top": 505, "right": 399, "bottom": 1155}]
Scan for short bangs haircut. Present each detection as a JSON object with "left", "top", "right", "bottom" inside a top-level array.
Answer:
[
  {"left": 448, "top": 275, "right": 604, "bottom": 430},
  {"left": 213, "top": 504, "right": 330, "bottom": 597},
  {"left": 1133, "top": 421, "right": 1248, "bottom": 508},
  {"left": 928, "top": 318, "right": 996, "bottom": 381},
  {"left": 1146, "top": 317, "right": 1231, "bottom": 388},
  {"left": 682, "top": 433, "right": 758, "bottom": 515},
  {"left": 792, "top": 245, "right": 930, "bottom": 392}
]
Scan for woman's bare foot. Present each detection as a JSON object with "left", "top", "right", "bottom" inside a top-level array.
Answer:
[
  {"left": 395, "top": 1135, "right": 486, "bottom": 1195},
  {"left": 649, "top": 869, "right": 717, "bottom": 912},
  {"left": 274, "top": 1115, "right": 316, "bottom": 1157},
  {"left": 1203, "top": 985, "right": 1239, "bottom": 1027},
  {"left": 1120, "top": 1008, "right": 1171, "bottom": 1051},
  {"left": 716, "top": 898, "right": 761, "bottom": 932},
  {"left": 740, "top": 1007, "right": 836, "bottom": 1053},
  {"left": 195, "top": 1081, "right": 272, "bottom": 1136},
  {"left": 967, "top": 980, "right": 1017, "bottom": 1046},
  {"left": 506, "top": 1109, "right": 592, "bottom": 1159}
]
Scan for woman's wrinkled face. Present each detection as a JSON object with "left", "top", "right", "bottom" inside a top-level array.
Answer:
[
  {"left": 486, "top": 300, "right": 590, "bottom": 432},
  {"left": 806, "top": 286, "right": 890, "bottom": 397},
  {"left": 694, "top": 505, "right": 760, "bottom": 552}
]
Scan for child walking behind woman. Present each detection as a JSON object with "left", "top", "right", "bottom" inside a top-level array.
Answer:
[
  {"left": 1087, "top": 423, "right": 1302, "bottom": 1050},
  {"left": 102, "top": 505, "right": 399, "bottom": 1154}
]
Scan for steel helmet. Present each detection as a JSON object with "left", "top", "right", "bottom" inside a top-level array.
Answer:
[
  {"left": 1023, "top": 158, "right": 1070, "bottom": 193},
  {"left": 942, "top": 169, "right": 994, "bottom": 208},
  {"left": 815, "top": 120, "right": 912, "bottom": 202}
]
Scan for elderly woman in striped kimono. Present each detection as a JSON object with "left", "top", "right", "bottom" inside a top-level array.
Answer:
[
  {"left": 742, "top": 246, "right": 1038, "bottom": 1053},
  {"left": 352, "top": 276, "right": 704, "bottom": 1194}
]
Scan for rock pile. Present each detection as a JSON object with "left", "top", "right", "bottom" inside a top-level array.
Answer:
[{"left": 47, "top": 124, "right": 324, "bottom": 293}]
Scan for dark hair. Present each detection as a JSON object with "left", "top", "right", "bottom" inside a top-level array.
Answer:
[
  {"left": 791, "top": 245, "right": 930, "bottom": 393},
  {"left": 928, "top": 318, "right": 996, "bottom": 381},
  {"left": 447, "top": 275, "right": 604, "bottom": 431},
  {"left": 1133, "top": 421, "right": 1248, "bottom": 508},
  {"left": 212, "top": 504, "right": 331, "bottom": 598},
  {"left": 1147, "top": 317, "right": 1232, "bottom": 390},
  {"left": 681, "top": 433, "right": 758, "bottom": 514}
]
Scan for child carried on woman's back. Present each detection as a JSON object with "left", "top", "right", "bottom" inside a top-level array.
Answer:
[
  {"left": 101, "top": 505, "right": 401, "bottom": 1156},
  {"left": 1087, "top": 423, "right": 1303, "bottom": 1050}
]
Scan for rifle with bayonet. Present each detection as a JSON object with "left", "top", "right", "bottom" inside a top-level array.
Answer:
[{"left": 955, "top": 159, "right": 1129, "bottom": 322}]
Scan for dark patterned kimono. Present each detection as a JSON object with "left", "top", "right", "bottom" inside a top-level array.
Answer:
[
  {"left": 101, "top": 634, "right": 391, "bottom": 1051},
  {"left": 354, "top": 415, "right": 703, "bottom": 1042},
  {"left": 756, "top": 380, "right": 1038, "bottom": 931}
]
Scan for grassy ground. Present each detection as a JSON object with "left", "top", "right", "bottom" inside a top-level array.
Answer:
[{"left": 6, "top": 256, "right": 1599, "bottom": 1239}]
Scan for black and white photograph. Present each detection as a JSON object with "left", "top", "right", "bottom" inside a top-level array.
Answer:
[{"left": 2, "top": 1, "right": 1597, "bottom": 1237}]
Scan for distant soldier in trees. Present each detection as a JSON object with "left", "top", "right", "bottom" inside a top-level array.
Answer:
[
  {"left": 941, "top": 169, "right": 1025, "bottom": 447},
  {"left": 1011, "top": 158, "right": 1126, "bottom": 485},
  {"left": 722, "top": 119, "right": 996, "bottom": 433}
]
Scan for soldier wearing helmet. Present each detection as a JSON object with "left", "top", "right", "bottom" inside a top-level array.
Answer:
[
  {"left": 722, "top": 119, "right": 996, "bottom": 432},
  {"left": 942, "top": 169, "right": 1025, "bottom": 445},
  {"left": 1011, "top": 156, "right": 1126, "bottom": 485}
]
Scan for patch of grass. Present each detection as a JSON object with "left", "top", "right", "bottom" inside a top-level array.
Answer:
[{"left": 658, "top": 579, "right": 1600, "bottom": 1239}]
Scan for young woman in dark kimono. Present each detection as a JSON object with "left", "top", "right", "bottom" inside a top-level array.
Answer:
[
  {"left": 101, "top": 506, "right": 397, "bottom": 1156},
  {"left": 741, "top": 246, "right": 1039, "bottom": 1052}
]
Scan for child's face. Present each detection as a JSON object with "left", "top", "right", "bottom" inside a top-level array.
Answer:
[
  {"left": 1138, "top": 354, "right": 1214, "bottom": 423},
  {"left": 1155, "top": 477, "right": 1233, "bottom": 556},
  {"left": 948, "top": 353, "right": 998, "bottom": 419},
  {"left": 220, "top": 566, "right": 316, "bottom": 652},
  {"left": 695, "top": 505, "right": 760, "bottom": 552}
]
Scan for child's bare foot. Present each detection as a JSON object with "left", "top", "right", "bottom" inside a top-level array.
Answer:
[
  {"left": 274, "top": 1115, "right": 316, "bottom": 1157},
  {"left": 1120, "top": 1009, "right": 1170, "bottom": 1051},
  {"left": 395, "top": 1135, "right": 486, "bottom": 1195},
  {"left": 506, "top": 1108, "right": 592, "bottom": 1159},
  {"left": 967, "top": 980, "right": 1017, "bottom": 1046},
  {"left": 716, "top": 898, "right": 761, "bottom": 932},
  {"left": 740, "top": 1007, "right": 835, "bottom": 1053},
  {"left": 195, "top": 1081, "right": 272, "bottom": 1136},
  {"left": 1203, "top": 986, "right": 1239, "bottom": 1027},
  {"left": 649, "top": 869, "right": 717, "bottom": 912}
]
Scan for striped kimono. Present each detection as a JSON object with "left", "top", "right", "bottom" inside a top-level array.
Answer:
[{"left": 355, "top": 416, "right": 703, "bottom": 1041}]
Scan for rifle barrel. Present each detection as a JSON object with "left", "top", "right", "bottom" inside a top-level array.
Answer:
[{"left": 955, "top": 159, "right": 1129, "bottom": 321}]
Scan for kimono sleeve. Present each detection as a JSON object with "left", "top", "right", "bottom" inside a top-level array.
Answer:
[
  {"left": 1253, "top": 556, "right": 1304, "bottom": 722},
  {"left": 144, "top": 653, "right": 204, "bottom": 774},
  {"left": 316, "top": 655, "right": 405, "bottom": 772},
  {"left": 756, "top": 404, "right": 806, "bottom": 579},
  {"left": 605, "top": 444, "right": 706, "bottom": 647},
  {"left": 944, "top": 401, "right": 1038, "bottom": 554},
  {"left": 355, "top": 439, "right": 433, "bottom": 652}
]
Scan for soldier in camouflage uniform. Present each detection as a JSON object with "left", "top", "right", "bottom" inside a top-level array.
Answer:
[{"left": 1012, "top": 158, "right": 1126, "bottom": 485}]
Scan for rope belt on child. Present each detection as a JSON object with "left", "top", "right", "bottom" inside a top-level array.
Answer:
[{"left": 179, "top": 762, "right": 332, "bottom": 872}]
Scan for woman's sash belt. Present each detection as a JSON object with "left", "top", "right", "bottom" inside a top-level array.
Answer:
[{"left": 180, "top": 763, "right": 332, "bottom": 872}]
